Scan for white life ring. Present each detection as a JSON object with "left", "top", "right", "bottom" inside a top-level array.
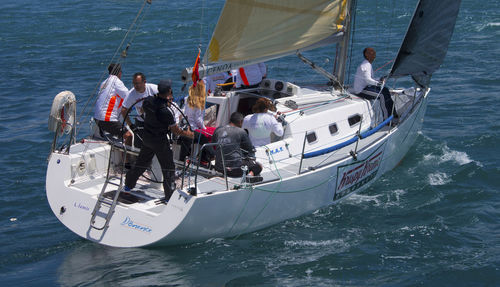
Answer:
[{"left": 48, "top": 91, "right": 76, "bottom": 136}]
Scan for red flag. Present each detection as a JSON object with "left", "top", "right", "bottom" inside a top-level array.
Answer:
[{"left": 192, "top": 49, "right": 200, "bottom": 87}]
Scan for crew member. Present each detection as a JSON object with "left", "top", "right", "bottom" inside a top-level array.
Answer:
[
  {"left": 352, "top": 47, "right": 394, "bottom": 121},
  {"left": 242, "top": 98, "right": 284, "bottom": 147},
  {"left": 178, "top": 80, "right": 214, "bottom": 163},
  {"left": 121, "top": 72, "right": 158, "bottom": 147},
  {"left": 124, "top": 79, "right": 193, "bottom": 201},
  {"left": 212, "top": 112, "right": 263, "bottom": 183},
  {"left": 234, "top": 62, "right": 267, "bottom": 89},
  {"left": 93, "top": 63, "right": 132, "bottom": 144}
]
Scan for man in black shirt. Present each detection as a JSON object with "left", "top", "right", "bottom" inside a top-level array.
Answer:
[
  {"left": 125, "top": 79, "right": 193, "bottom": 200},
  {"left": 212, "top": 112, "right": 262, "bottom": 182}
]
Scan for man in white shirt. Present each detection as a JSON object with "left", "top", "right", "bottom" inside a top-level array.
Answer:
[
  {"left": 353, "top": 47, "right": 380, "bottom": 95},
  {"left": 242, "top": 98, "right": 284, "bottom": 147},
  {"left": 93, "top": 63, "right": 132, "bottom": 144},
  {"left": 235, "top": 62, "right": 267, "bottom": 89},
  {"left": 121, "top": 72, "right": 158, "bottom": 147},
  {"left": 352, "top": 47, "right": 394, "bottom": 121}
]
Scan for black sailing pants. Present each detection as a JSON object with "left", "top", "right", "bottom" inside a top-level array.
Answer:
[{"left": 125, "top": 137, "right": 174, "bottom": 199}]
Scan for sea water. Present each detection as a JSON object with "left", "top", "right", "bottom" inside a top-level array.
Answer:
[{"left": 0, "top": 0, "right": 498, "bottom": 286}]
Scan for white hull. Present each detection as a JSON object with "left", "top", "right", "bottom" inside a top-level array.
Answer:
[{"left": 46, "top": 87, "right": 428, "bottom": 247}]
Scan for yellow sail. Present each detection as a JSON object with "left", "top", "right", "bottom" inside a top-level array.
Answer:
[{"left": 205, "top": 0, "right": 347, "bottom": 64}]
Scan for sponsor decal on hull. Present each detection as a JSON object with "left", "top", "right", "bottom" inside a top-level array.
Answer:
[{"left": 334, "top": 142, "right": 386, "bottom": 200}]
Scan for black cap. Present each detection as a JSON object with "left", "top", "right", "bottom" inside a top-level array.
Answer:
[{"left": 158, "top": 79, "right": 172, "bottom": 94}]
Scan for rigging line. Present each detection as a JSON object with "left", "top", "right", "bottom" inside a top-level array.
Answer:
[
  {"left": 283, "top": 94, "right": 350, "bottom": 116},
  {"left": 227, "top": 186, "right": 255, "bottom": 237},
  {"left": 127, "top": 1, "right": 152, "bottom": 51},
  {"left": 233, "top": 150, "right": 283, "bottom": 240},
  {"left": 76, "top": 0, "right": 152, "bottom": 134},
  {"left": 199, "top": 0, "right": 205, "bottom": 46},
  {"left": 255, "top": 172, "right": 336, "bottom": 194},
  {"left": 228, "top": 148, "right": 284, "bottom": 238},
  {"left": 374, "top": 59, "right": 394, "bottom": 73},
  {"left": 346, "top": 0, "right": 357, "bottom": 85},
  {"left": 387, "top": 0, "right": 396, "bottom": 58}
]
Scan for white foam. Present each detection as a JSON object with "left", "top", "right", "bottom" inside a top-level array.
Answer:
[
  {"left": 108, "top": 26, "right": 123, "bottom": 32},
  {"left": 284, "top": 239, "right": 344, "bottom": 247},
  {"left": 423, "top": 145, "right": 477, "bottom": 166},
  {"left": 345, "top": 193, "right": 382, "bottom": 206},
  {"left": 428, "top": 172, "right": 451, "bottom": 186},
  {"left": 384, "top": 189, "right": 407, "bottom": 207},
  {"left": 440, "top": 146, "right": 472, "bottom": 165},
  {"left": 397, "top": 13, "right": 411, "bottom": 19},
  {"left": 476, "top": 22, "right": 500, "bottom": 32},
  {"left": 381, "top": 255, "right": 413, "bottom": 260}
]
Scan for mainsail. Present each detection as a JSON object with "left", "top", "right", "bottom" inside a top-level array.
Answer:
[
  {"left": 183, "top": 0, "right": 348, "bottom": 81},
  {"left": 390, "top": 0, "right": 461, "bottom": 87}
]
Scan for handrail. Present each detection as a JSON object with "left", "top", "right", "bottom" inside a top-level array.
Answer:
[
  {"left": 359, "top": 115, "right": 394, "bottom": 139},
  {"left": 302, "top": 115, "right": 394, "bottom": 159}
]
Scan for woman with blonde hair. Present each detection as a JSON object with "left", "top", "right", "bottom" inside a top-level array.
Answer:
[
  {"left": 179, "top": 80, "right": 215, "bottom": 163},
  {"left": 184, "top": 80, "right": 207, "bottom": 130}
]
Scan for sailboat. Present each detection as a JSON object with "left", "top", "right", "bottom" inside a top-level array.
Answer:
[{"left": 46, "top": 0, "right": 461, "bottom": 247}]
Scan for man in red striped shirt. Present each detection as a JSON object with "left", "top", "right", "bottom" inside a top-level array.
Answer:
[
  {"left": 234, "top": 63, "right": 267, "bottom": 89},
  {"left": 93, "top": 63, "right": 132, "bottom": 145}
]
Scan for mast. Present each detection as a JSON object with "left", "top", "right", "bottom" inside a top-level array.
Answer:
[{"left": 334, "top": 0, "right": 355, "bottom": 86}]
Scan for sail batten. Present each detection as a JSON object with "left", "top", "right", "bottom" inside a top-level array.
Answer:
[
  {"left": 390, "top": 0, "right": 461, "bottom": 87},
  {"left": 204, "top": 0, "right": 348, "bottom": 67}
]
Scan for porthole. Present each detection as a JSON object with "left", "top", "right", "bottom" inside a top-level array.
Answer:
[
  {"left": 348, "top": 114, "right": 361, "bottom": 127},
  {"left": 329, "top": 123, "right": 338, "bottom": 135},
  {"left": 306, "top": 131, "right": 317, "bottom": 144}
]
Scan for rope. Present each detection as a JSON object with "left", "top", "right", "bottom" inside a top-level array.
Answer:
[
  {"left": 374, "top": 59, "right": 394, "bottom": 73},
  {"left": 230, "top": 148, "right": 284, "bottom": 239},
  {"left": 76, "top": 0, "right": 152, "bottom": 136}
]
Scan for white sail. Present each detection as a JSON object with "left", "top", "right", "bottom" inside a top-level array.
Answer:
[
  {"left": 203, "top": 0, "right": 347, "bottom": 71},
  {"left": 390, "top": 0, "right": 461, "bottom": 87}
]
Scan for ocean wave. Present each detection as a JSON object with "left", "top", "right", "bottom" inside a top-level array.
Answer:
[
  {"left": 423, "top": 144, "right": 478, "bottom": 166},
  {"left": 475, "top": 22, "right": 500, "bottom": 32},
  {"left": 345, "top": 193, "right": 383, "bottom": 206},
  {"left": 381, "top": 254, "right": 414, "bottom": 260},
  {"left": 107, "top": 26, "right": 123, "bottom": 32},
  {"left": 284, "top": 238, "right": 345, "bottom": 248},
  {"left": 428, "top": 172, "right": 451, "bottom": 186},
  {"left": 383, "top": 189, "right": 407, "bottom": 207},
  {"left": 397, "top": 13, "right": 411, "bottom": 19}
]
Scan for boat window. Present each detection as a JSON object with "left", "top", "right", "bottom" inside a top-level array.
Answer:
[
  {"left": 348, "top": 114, "right": 362, "bottom": 127},
  {"left": 329, "top": 123, "right": 338, "bottom": 135},
  {"left": 306, "top": 131, "right": 317, "bottom": 144}
]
